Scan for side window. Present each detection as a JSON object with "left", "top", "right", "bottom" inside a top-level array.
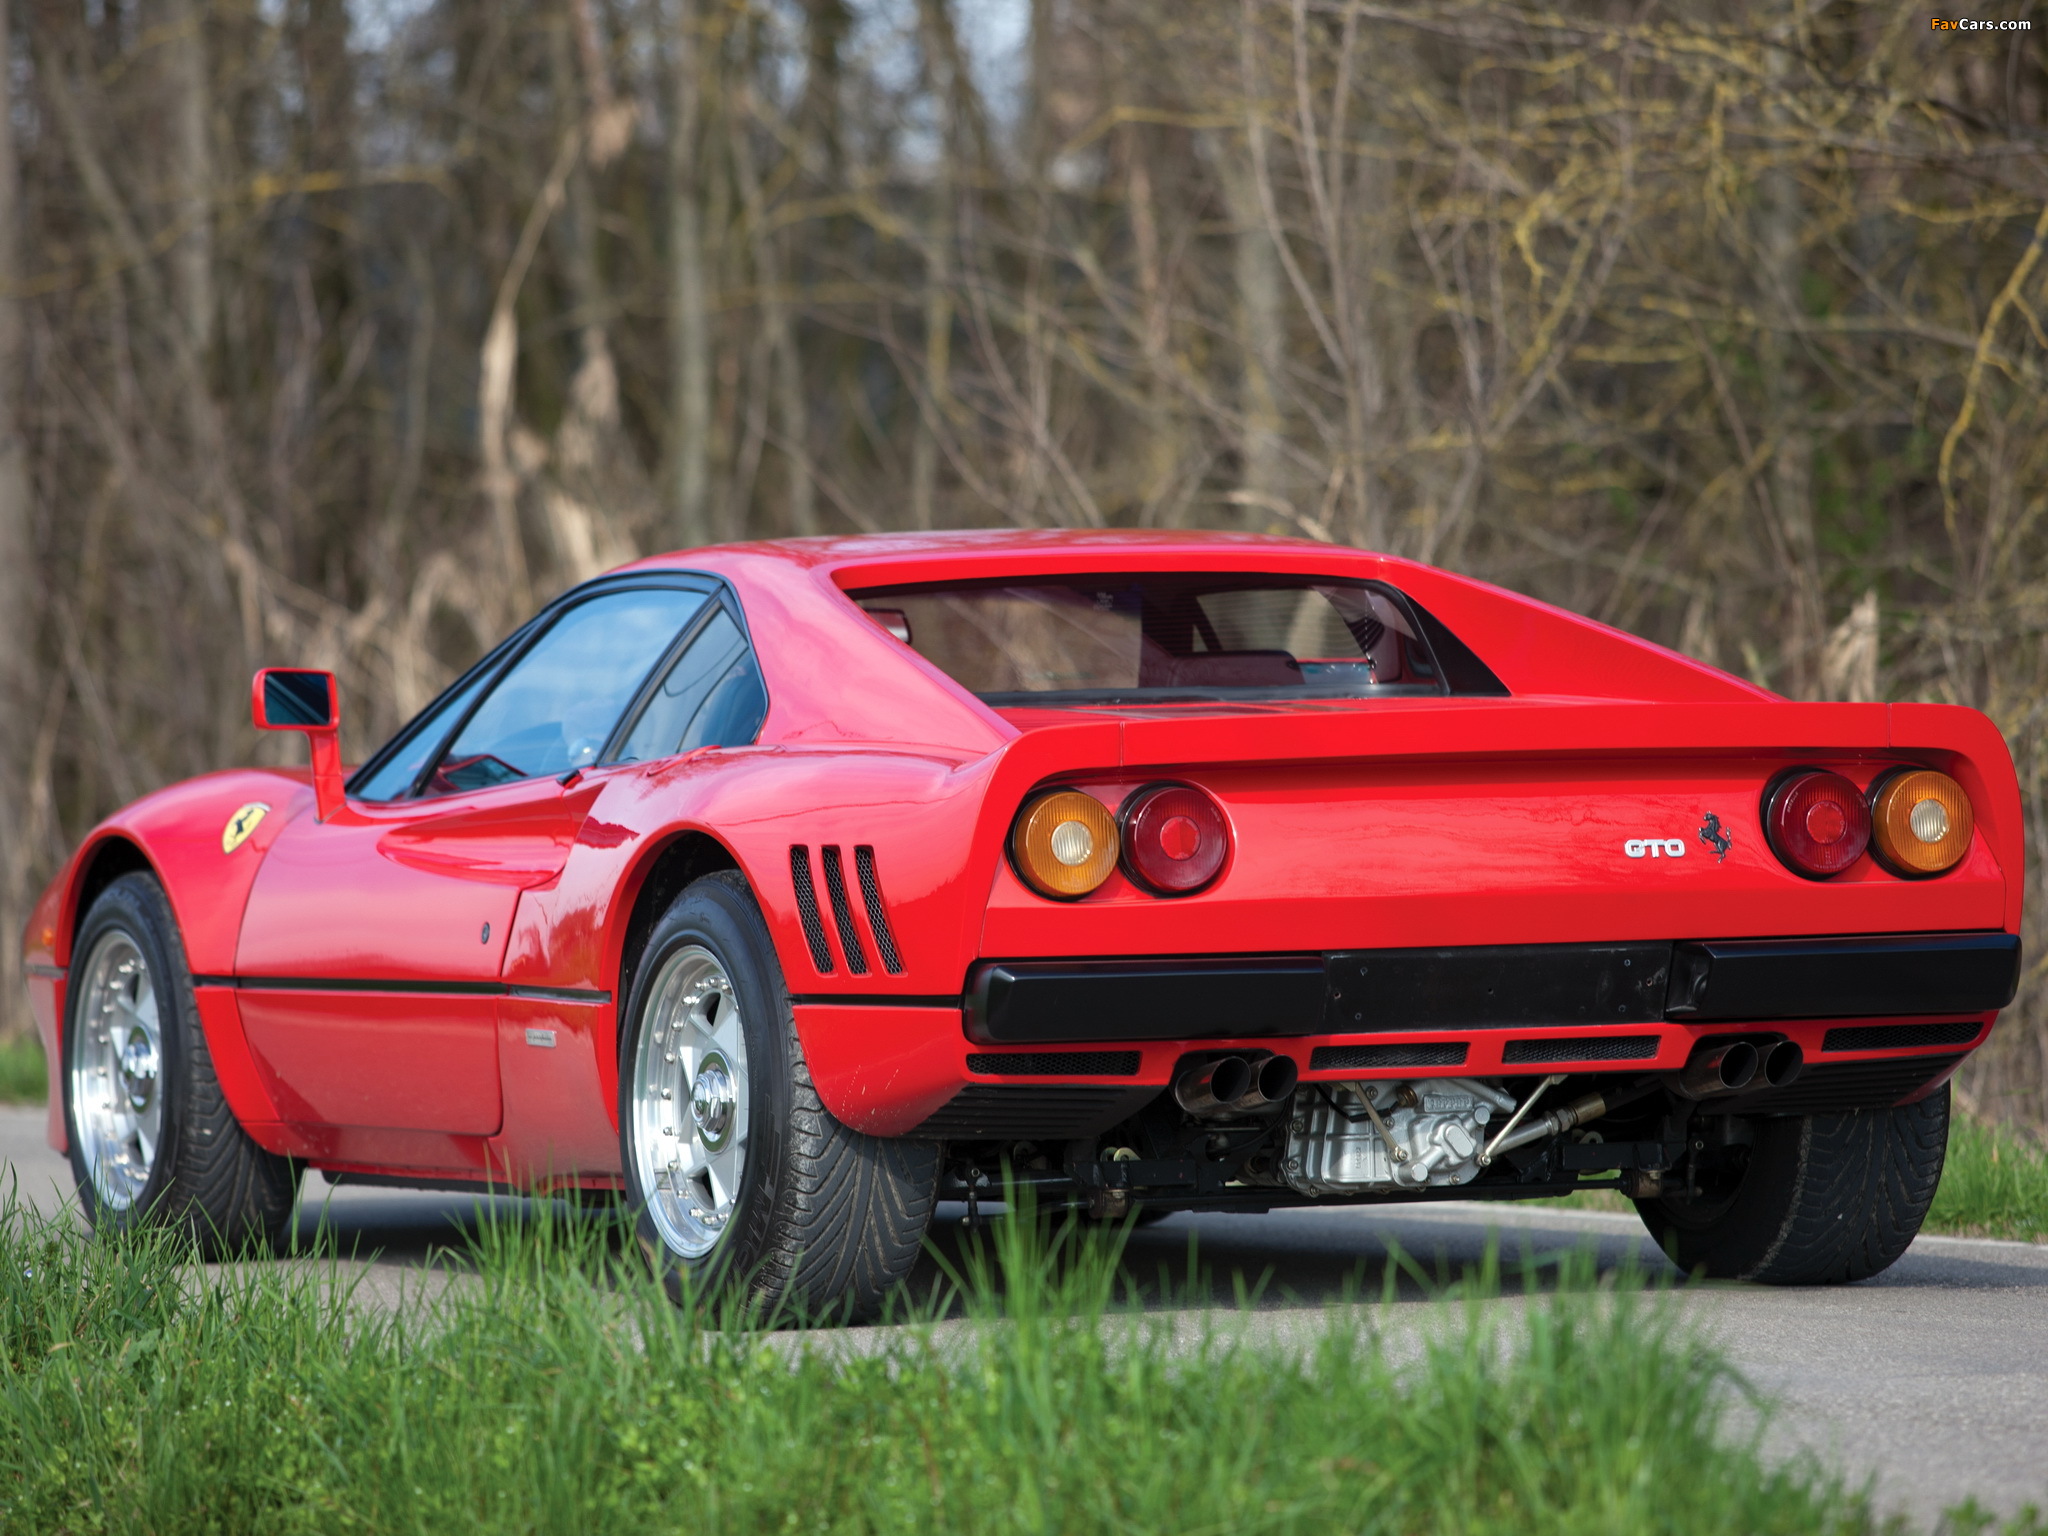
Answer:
[
  {"left": 350, "top": 662, "right": 502, "bottom": 803},
  {"left": 425, "top": 587, "right": 706, "bottom": 795},
  {"left": 609, "top": 605, "right": 768, "bottom": 764}
]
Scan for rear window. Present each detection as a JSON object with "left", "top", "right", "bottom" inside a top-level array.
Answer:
[{"left": 849, "top": 574, "right": 1502, "bottom": 705}]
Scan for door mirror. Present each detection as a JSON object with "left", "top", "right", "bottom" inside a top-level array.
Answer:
[
  {"left": 251, "top": 668, "right": 344, "bottom": 821},
  {"left": 254, "top": 668, "right": 336, "bottom": 730}
]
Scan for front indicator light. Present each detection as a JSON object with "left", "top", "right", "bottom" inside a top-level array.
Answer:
[
  {"left": 1119, "top": 783, "right": 1230, "bottom": 894},
  {"left": 1011, "top": 790, "right": 1119, "bottom": 898},
  {"left": 1764, "top": 769, "right": 1871, "bottom": 878},
  {"left": 1869, "top": 768, "right": 1974, "bottom": 876}
]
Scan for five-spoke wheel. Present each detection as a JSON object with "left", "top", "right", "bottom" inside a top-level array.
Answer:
[
  {"left": 62, "top": 872, "right": 299, "bottom": 1251},
  {"left": 628, "top": 944, "right": 751, "bottom": 1259},
  {"left": 69, "top": 931, "right": 166, "bottom": 1212},
  {"left": 617, "top": 870, "right": 938, "bottom": 1318}
]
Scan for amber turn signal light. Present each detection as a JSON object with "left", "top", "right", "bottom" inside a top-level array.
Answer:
[
  {"left": 1869, "top": 768, "right": 1974, "bottom": 877},
  {"left": 1011, "top": 790, "right": 1120, "bottom": 898}
]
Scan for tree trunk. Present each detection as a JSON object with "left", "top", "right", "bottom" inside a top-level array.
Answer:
[
  {"left": 161, "top": 0, "right": 214, "bottom": 361},
  {"left": 668, "top": 0, "right": 714, "bottom": 547},
  {"left": 0, "top": 0, "right": 35, "bottom": 1032}
]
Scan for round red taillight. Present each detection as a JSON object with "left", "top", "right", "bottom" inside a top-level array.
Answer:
[
  {"left": 1764, "top": 769, "right": 1871, "bottom": 879},
  {"left": 1119, "top": 783, "right": 1230, "bottom": 894}
]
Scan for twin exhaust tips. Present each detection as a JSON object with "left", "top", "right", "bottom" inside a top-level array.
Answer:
[
  {"left": 1676, "top": 1037, "right": 1803, "bottom": 1099},
  {"left": 1174, "top": 1052, "right": 1299, "bottom": 1118}
]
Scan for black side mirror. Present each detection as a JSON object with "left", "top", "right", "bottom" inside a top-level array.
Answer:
[{"left": 254, "top": 668, "right": 336, "bottom": 729}]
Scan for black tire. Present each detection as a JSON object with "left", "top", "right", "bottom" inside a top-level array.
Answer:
[
  {"left": 1635, "top": 1085, "right": 1950, "bottom": 1284},
  {"left": 617, "top": 871, "right": 938, "bottom": 1321},
  {"left": 63, "top": 873, "right": 299, "bottom": 1253}
]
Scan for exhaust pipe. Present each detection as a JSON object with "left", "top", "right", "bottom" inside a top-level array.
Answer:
[
  {"left": 1676, "top": 1040, "right": 1758, "bottom": 1099},
  {"left": 1758, "top": 1038, "right": 1803, "bottom": 1089},
  {"left": 1173, "top": 1055, "right": 1252, "bottom": 1116},
  {"left": 1225, "top": 1052, "right": 1298, "bottom": 1115},
  {"left": 1173, "top": 1052, "right": 1298, "bottom": 1118}
]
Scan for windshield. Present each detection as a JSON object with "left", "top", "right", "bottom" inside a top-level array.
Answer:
[{"left": 849, "top": 574, "right": 1477, "bottom": 705}]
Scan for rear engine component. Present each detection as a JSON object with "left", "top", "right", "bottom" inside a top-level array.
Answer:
[
  {"left": 1676, "top": 1039, "right": 1759, "bottom": 1098},
  {"left": 1011, "top": 790, "right": 1119, "bottom": 898},
  {"left": 1764, "top": 770, "right": 1871, "bottom": 878},
  {"left": 1868, "top": 768, "right": 1974, "bottom": 877},
  {"left": 1282, "top": 1078, "right": 1514, "bottom": 1194},
  {"left": 1118, "top": 782, "right": 1230, "bottom": 894},
  {"left": 1485, "top": 1077, "right": 1660, "bottom": 1158}
]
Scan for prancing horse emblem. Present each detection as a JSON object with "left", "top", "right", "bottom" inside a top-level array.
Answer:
[
  {"left": 221, "top": 802, "right": 271, "bottom": 854},
  {"left": 1698, "top": 812, "right": 1732, "bottom": 862}
]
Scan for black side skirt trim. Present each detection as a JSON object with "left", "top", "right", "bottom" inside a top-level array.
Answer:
[
  {"left": 193, "top": 975, "right": 611, "bottom": 1004},
  {"left": 789, "top": 993, "right": 961, "bottom": 1009}
]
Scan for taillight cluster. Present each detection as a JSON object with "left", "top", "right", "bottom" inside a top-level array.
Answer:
[
  {"left": 1010, "top": 782, "right": 1230, "bottom": 900},
  {"left": 1764, "top": 767, "right": 1975, "bottom": 881}
]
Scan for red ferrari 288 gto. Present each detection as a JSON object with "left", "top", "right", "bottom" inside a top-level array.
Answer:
[{"left": 22, "top": 532, "right": 2021, "bottom": 1314}]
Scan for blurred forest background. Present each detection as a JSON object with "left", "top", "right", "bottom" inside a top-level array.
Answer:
[{"left": 0, "top": 0, "right": 2043, "bottom": 1124}]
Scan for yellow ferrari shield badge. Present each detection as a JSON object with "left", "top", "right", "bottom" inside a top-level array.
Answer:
[{"left": 221, "top": 802, "right": 271, "bottom": 854}]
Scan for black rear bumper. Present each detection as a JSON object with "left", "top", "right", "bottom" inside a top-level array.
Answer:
[{"left": 965, "top": 932, "right": 2020, "bottom": 1045}]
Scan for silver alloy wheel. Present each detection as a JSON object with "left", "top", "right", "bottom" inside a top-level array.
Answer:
[
  {"left": 70, "top": 931, "right": 164, "bottom": 1212},
  {"left": 630, "top": 944, "right": 751, "bottom": 1260}
]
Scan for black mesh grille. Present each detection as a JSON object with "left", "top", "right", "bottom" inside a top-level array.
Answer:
[
  {"left": 1823, "top": 1021, "right": 1983, "bottom": 1053},
  {"left": 1713, "top": 1056, "right": 1961, "bottom": 1116},
  {"left": 1312, "top": 1042, "right": 1468, "bottom": 1071},
  {"left": 912, "top": 1085, "right": 1159, "bottom": 1139},
  {"left": 788, "top": 846, "right": 834, "bottom": 974},
  {"left": 967, "top": 1051, "right": 1142, "bottom": 1077},
  {"left": 819, "top": 846, "right": 869, "bottom": 976},
  {"left": 1503, "top": 1035, "right": 1659, "bottom": 1063},
  {"left": 854, "top": 846, "right": 904, "bottom": 974}
]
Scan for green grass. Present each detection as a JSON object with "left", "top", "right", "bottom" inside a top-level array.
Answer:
[
  {"left": 1927, "top": 1115, "right": 2048, "bottom": 1242},
  {"left": 0, "top": 1034, "right": 45, "bottom": 1104},
  {"left": 3, "top": 1188, "right": 2037, "bottom": 1536}
]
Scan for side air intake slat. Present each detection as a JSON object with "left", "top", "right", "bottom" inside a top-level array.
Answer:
[
  {"left": 789, "top": 846, "right": 835, "bottom": 974},
  {"left": 854, "top": 845, "right": 904, "bottom": 974},
  {"left": 820, "top": 845, "right": 870, "bottom": 976}
]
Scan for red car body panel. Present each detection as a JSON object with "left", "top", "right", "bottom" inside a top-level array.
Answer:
[{"left": 23, "top": 532, "right": 2022, "bottom": 1181}]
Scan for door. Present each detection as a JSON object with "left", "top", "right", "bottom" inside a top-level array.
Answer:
[{"left": 234, "top": 582, "right": 709, "bottom": 1140}]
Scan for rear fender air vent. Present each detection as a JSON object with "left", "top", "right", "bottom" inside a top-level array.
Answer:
[
  {"left": 1822, "top": 1020, "right": 1983, "bottom": 1053},
  {"left": 1311, "top": 1042, "right": 1468, "bottom": 1071},
  {"left": 788, "top": 846, "right": 834, "bottom": 974},
  {"left": 854, "top": 845, "right": 904, "bottom": 974},
  {"left": 966, "top": 1051, "right": 1142, "bottom": 1077},
  {"left": 819, "top": 846, "right": 870, "bottom": 976},
  {"left": 1503, "top": 1035, "right": 1659, "bottom": 1063}
]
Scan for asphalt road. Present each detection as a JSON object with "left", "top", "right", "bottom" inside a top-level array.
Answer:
[{"left": 6, "top": 1104, "right": 2044, "bottom": 1526}]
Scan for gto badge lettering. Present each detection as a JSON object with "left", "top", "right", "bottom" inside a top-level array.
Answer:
[
  {"left": 220, "top": 802, "right": 271, "bottom": 854},
  {"left": 1699, "top": 811, "right": 1732, "bottom": 862},
  {"left": 1623, "top": 838, "right": 1687, "bottom": 859}
]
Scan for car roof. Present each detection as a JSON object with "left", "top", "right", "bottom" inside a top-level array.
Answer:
[
  {"left": 614, "top": 528, "right": 1381, "bottom": 583},
  {"left": 597, "top": 530, "right": 1771, "bottom": 754}
]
